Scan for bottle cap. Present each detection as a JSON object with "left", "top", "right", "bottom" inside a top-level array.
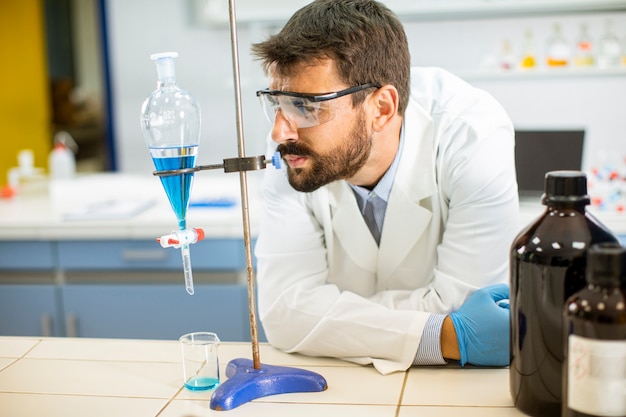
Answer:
[
  {"left": 587, "top": 243, "right": 626, "bottom": 286},
  {"left": 541, "top": 170, "right": 591, "bottom": 205}
]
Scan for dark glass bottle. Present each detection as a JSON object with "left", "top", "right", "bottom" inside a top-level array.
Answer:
[
  {"left": 510, "top": 171, "right": 619, "bottom": 417},
  {"left": 563, "top": 243, "right": 626, "bottom": 417}
]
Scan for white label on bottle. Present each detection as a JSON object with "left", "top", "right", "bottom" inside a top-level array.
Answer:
[{"left": 568, "top": 335, "right": 626, "bottom": 416}]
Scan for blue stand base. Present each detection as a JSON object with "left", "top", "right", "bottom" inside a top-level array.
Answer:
[{"left": 209, "top": 358, "right": 328, "bottom": 411}]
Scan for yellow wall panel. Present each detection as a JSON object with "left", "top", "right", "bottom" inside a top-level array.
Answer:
[{"left": 0, "top": 0, "right": 51, "bottom": 188}]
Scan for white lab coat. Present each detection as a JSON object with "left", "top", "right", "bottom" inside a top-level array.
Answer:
[{"left": 254, "top": 67, "right": 519, "bottom": 375}]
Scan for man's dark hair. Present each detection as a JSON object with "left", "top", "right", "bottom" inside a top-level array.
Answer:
[{"left": 251, "top": 0, "right": 411, "bottom": 115}]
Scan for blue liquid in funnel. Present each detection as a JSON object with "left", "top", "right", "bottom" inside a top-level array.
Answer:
[{"left": 150, "top": 145, "right": 198, "bottom": 230}]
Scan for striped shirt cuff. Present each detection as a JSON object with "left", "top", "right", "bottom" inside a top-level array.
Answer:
[{"left": 413, "top": 314, "right": 447, "bottom": 366}]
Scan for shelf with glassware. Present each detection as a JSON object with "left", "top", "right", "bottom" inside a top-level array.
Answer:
[
  {"left": 461, "top": 18, "right": 626, "bottom": 81},
  {"left": 390, "top": 0, "right": 626, "bottom": 22},
  {"left": 458, "top": 66, "right": 626, "bottom": 81},
  {"left": 191, "top": 0, "right": 626, "bottom": 27}
]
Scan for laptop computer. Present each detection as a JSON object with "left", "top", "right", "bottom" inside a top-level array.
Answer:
[{"left": 515, "top": 130, "right": 585, "bottom": 200}]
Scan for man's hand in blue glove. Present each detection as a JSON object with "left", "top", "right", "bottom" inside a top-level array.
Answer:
[{"left": 449, "top": 283, "right": 510, "bottom": 366}]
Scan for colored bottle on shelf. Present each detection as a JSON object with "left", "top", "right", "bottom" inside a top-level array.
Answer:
[
  {"left": 520, "top": 30, "right": 537, "bottom": 69},
  {"left": 500, "top": 39, "right": 516, "bottom": 71},
  {"left": 546, "top": 23, "right": 570, "bottom": 67},
  {"left": 563, "top": 243, "right": 626, "bottom": 417},
  {"left": 573, "top": 23, "right": 594, "bottom": 67},
  {"left": 597, "top": 20, "right": 622, "bottom": 69},
  {"left": 510, "top": 171, "right": 619, "bottom": 417}
]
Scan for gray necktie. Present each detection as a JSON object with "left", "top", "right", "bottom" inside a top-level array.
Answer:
[{"left": 362, "top": 195, "right": 382, "bottom": 245}]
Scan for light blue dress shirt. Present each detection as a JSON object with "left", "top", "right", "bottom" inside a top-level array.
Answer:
[{"left": 349, "top": 127, "right": 447, "bottom": 366}]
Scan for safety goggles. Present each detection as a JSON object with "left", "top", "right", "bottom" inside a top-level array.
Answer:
[{"left": 256, "top": 83, "right": 379, "bottom": 128}]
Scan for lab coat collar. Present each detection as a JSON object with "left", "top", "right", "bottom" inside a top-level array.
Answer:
[
  {"left": 330, "top": 181, "right": 378, "bottom": 272},
  {"left": 329, "top": 99, "right": 437, "bottom": 277}
]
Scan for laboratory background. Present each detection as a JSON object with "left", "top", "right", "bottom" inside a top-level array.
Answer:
[
  {"left": 1, "top": 0, "right": 626, "bottom": 415},
  {"left": 2, "top": 0, "right": 626, "bottom": 179},
  {"left": 2, "top": 0, "right": 626, "bottom": 349},
  {"left": 111, "top": 1, "right": 626, "bottom": 174}
]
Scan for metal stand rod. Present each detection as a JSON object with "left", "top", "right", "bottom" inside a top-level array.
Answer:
[{"left": 228, "top": 0, "right": 261, "bottom": 370}]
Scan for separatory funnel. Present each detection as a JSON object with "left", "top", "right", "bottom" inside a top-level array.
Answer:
[{"left": 140, "top": 52, "right": 203, "bottom": 295}]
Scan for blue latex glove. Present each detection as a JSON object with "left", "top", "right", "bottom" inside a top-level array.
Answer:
[{"left": 449, "top": 283, "right": 510, "bottom": 366}]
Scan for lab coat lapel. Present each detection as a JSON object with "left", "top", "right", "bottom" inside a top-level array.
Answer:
[
  {"left": 329, "top": 181, "right": 378, "bottom": 272},
  {"left": 378, "top": 100, "right": 437, "bottom": 280}
]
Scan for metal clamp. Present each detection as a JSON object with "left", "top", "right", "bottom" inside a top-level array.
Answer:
[
  {"left": 152, "top": 152, "right": 281, "bottom": 177},
  {"left": 223, "top": 155, "right": 269, "bottom": 173}
]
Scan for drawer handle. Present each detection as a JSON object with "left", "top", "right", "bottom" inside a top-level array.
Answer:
[
  {"left": 65, "top": 314, "right": 78, "bottom": 337},
  {"left": 41, "top": 314, "right": 53, "bottom": 337},
  {"left": 121, "top": 250, "right": 168, "bottom": 261}
]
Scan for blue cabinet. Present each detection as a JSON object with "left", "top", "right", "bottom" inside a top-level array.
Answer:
[
  {"left": 61, "top": 284, "right": 250, "bottom": 341},
  {"left": 57, "top": 239, "right": 247, "bottom": 271},
  {"left": 0, "top": 242, "right": 61, "bottom": 337},
  {"left": 0, "top": 242, "right": 56, "bottom": 270},
  {"left": 0, "top": 284, "right": 62, "bottom": 336},
  {"left": 0, "top": 239, "right": 267, "bottom": 342}
]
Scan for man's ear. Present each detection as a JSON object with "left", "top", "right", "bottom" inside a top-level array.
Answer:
[{"left": 370, "top": 85, "right": 399, "bottom": 132}]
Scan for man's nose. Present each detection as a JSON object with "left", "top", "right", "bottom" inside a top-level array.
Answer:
[{"left": 271, "top": 110, "right": 298, "bottom": 144}]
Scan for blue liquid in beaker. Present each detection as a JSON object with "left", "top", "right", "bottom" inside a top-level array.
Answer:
[
  {"left": 150, "top": 145, "right": 198, "bottom": 230},
  {"left": 185, "top": 376, "right": 220, "bottom": 391}
]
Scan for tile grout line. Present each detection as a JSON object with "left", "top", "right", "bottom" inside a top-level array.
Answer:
[
  {"left": 154, "top": 385, "right": 185, "bottom": 416},
  {"left": 19, "top": 338, "right": 44, "bottom": 359},
  {"left": 0, "top": 338, "right": 44, "bottom": 374},
  {"left": 394, "top": 370, "right": 409, "bottom": 417},
  {"left": 0, "top": 391, "right": 172, "bottom": 400}
]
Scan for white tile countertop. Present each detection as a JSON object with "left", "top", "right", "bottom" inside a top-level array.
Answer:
[
  {"left": 0, "top": 336, "right": 527, "bottom": 417},
  {"left": 0, "top": 172, "right": 624, "bottom": 241}
]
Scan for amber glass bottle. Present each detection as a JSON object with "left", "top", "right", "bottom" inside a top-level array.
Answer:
[
  {"left": 563, "top": 243, "right": 626, "bottom": 417},
  {"left": 510, "top": 171, "right": 619, "bottom": 417}
]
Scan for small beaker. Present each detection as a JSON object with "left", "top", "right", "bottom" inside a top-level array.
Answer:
[{"left": 179, "top": 332, "right": 220, "bottom": 391}]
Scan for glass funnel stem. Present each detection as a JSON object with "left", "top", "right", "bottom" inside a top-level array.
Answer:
[{"left": 181, "top": 243, "right": 194, "bottom": 295}]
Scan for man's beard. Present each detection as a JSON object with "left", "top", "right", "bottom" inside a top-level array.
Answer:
[{"left": 277, "top": 113, "right": 372, "bottom": 192}]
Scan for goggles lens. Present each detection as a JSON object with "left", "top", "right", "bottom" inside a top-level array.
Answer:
[
  {"left": 256, "top": 84, "right": 379, "bottom": 128},
  {"left": 259, "top": 94, "right": 333, "bottom": 128}
]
